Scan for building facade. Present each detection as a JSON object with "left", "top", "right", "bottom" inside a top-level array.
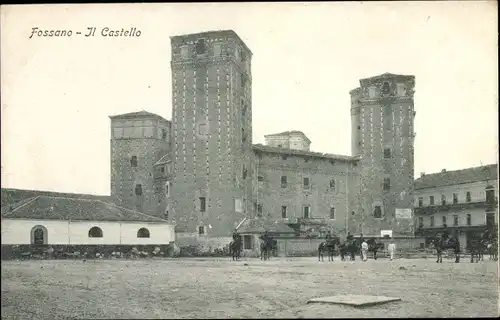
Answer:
[
  {"left": 413, "top": 165, "right": 498, "bottom": 248},
  {"left": 107, "top": 30, "right": 420, "bottom": 242}
]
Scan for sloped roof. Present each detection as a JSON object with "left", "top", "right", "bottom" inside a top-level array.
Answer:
[
  {"left": 264, "top": 130, "right": 311, "bottom": 143},
  {"left": 1, "top": 196, "right": 167, "bottom": 223},
  {"left": 1, "top": 188, "right": 111, "bottom": 209},
  {"left": 154, "top": 153, "right": 172, "bottom": 166},
  {"left": 414, "top": 164, "right": 498, "bottom": 190},
  {"left": 109, "top": 110, "right": 170, "bottom": 122},
  {"left": 237, "top": 217, "right": 296, "bottom": 234},
  {"left": 252, "top": 144, "right": 360, "bottom": 162}
]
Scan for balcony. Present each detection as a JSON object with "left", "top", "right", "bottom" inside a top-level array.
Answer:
[
  {"left": 414, "top": 223, "right": 496, "bottom": 236},
  {"left": 414, "top": 200, "right": 498, "bottom": 215}
]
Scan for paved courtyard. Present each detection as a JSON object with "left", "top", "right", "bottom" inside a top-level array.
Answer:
[{"left": 1, "top": 257, "right": 498, "bottom": 319}]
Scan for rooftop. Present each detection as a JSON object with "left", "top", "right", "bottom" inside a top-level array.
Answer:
[
  {"left": 264, "top": 130, "right": 312, "bottom": 144},
  {"left": 252, "top": 144, "right": 359, "bottom": 162},
  {"left": 1, "top": 195, "right": 167, "bottom": 223},
  {"left": 170, "top": 29, "right": 253, "bottom": 56},
  {"left": 109, "top": 110, "right": 170, "bottom": 122},
  {"left": 414, "top": 164, "right": 498, "bottom": 190},
  {"left": 1, "top": 188, "right": 111, "bottom": 209},
  {"left": 237, "top": 217, "right": 296, "bottom": 234}
]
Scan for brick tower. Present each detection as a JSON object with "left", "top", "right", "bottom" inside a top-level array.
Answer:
[
  {"left": 109, "top": 111, "right": 171, "bottom": 216},
  {"left": 169, "top": 30, "right": 253, "bottom": 237},
  {"left": 350, "top": 73, "right": 416, "bottom": 237}
]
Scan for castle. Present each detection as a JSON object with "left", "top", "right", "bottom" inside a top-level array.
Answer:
[{"left": 109, "top": 30, "right": 416, "bottom": 240}]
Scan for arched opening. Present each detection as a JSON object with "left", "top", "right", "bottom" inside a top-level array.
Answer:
[
  {"left": 137, "top": 228, "right": 150, "bottom": 238},
  {"left": 88, "top": 226, "right": 103, "bottom": 238},
  {"left": 30, "top": 225, "right": 48, "bottom": 245}
]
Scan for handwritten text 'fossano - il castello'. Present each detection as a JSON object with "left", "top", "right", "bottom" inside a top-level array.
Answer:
[{"left": 29, "top": 27, "right": 141, "bottom": 39}]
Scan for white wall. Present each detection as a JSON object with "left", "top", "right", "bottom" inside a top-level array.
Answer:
[{"left": 1, "top": 219, "right": 175, "bottom": 245}]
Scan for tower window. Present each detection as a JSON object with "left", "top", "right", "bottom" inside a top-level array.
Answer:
[
  {"left": 373, "top": 206, "right": 382, "bottom": 218},
  {"left": 257, "top": 204, "right": 263, "bottom": 216},
  {"left": 130, "top": 156, "right": 138, "bottom": 167},
  {"left": 199, "top": 197, "right": 206, "bottom": 212},
  {"left": 195, "top": 39, "right": 206, "bottom": 55},
  {"left": 382, "top": 81, "right": 390, "bottom": 95},
  {"left": 329, "top": 179, "right": 336, "bottom": 190},
  {"left": 330, "top": 207, "right": 335, "bottom": 219},
  {"left": 303, "top": 177, "right": 310, "bottom": 189},
  {"left": 242, "top": 166, "right": 248, "bottom": 179},
  {"left": 383, "top": 178, "right": 391, "bottom": 190},
  {"left": 384, "top": 148, "right": 391, "bottom": 158},
  {"left": 281, "top": 176, "right": 287, "bottom": 188},
  {"left": 135, "top": 184, "right": 143, "bottom": 196},
  {"left": 281, "top": 205, "right": 287, "bottom": 218},
  {"left": 303, "top": 206, "right": 310, "bottom": 219}
]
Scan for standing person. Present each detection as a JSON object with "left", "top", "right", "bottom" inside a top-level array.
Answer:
[
  {"left": 361, "top": 239, "right": 369, "bottom": 261},
  {"left": 388, "top": 239, "right": 396, "bottom": 261}
]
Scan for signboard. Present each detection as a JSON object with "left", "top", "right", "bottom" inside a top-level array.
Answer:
[
  {"left": 395, "top": 208, "right": 413, "bottom": 219},
  {"left": 380, "top": 230, "right": 393, "bottom": 238}
]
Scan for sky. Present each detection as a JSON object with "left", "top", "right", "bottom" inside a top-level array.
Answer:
[{"left": 1, "top": 2, "right": 498, "bottom": 196}]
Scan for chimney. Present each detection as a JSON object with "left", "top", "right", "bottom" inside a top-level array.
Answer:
[
  {"left": 420, "top": 172, "right": 426, "bottom": 177},
  {"left": 441, "top": 169, "right": 446, "bottom": 173}
]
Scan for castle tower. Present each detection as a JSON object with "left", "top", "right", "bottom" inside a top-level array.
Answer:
[
  {"left": 169, "top": 30, "right": 253, "bottom": 237},
  {"left": 350, "top": 73, "right": 416, "bottom": 237},
  {"left": 109, "top": 111, "right": 171, "bottom": 216}
]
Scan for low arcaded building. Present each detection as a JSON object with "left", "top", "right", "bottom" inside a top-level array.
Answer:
[{"left": 1, "top": 195, "right": 175, "bottom": 246}]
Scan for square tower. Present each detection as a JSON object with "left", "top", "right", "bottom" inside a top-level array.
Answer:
[
  {"left": 109, "top": 111, "right": 171, "bottom": 216},
  {"left": 170, "top": 30, "right": 253, "bottom": 237},
  {"left": 350, "top": 73, "right": 416, "bottom": 237}
]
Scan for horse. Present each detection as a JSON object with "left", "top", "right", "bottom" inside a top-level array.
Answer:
[
  {"left": 467, "top": 237, "right": 485, "bottom": 263},
  {"left": 366, "top": 238, "right": 384, "bottom": 260},
  {"left": 318, "top": 237, "right": 340, "bottom": 262},
  {"left": 431, "top": 236, "right": 460, "bottom": 263},
  {"left": 229, "top": 235, "right": 242, "bottom": 261},
  {"left": 260, "top": 237, "right": 276, "bottom": 261},
  {"left": 487, "top": 240, "right": 498, "bottom": 261},
  {"left": 339, "top": 239, "right": 359, "bottom": 261}
]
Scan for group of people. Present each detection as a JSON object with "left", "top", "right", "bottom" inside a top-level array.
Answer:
[{"left": 328, "top": 231, "right": 397, "bottom": 261}]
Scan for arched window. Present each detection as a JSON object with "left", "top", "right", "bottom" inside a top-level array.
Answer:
[
  {"left": 88, "top": 226, "right": 103, "bottom": 238},
  {"left": 30, "top": 225, "right": 48, "bottom": 245},
  {"left": 137, "top": 228, "right": 150, "bottom": 238}
]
